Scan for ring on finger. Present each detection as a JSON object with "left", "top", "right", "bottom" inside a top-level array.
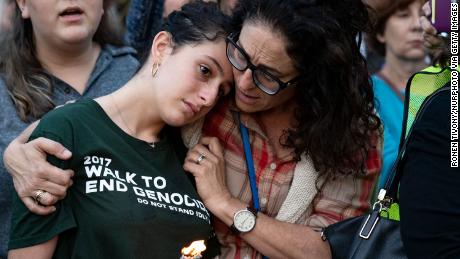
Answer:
[
  {"left": 196, "top": 153, "right": 206, "bottom": 165},
  {"left": 34, "top": 189, "right": 47, "bottom": 204}
]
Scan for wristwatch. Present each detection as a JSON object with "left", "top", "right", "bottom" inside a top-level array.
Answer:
[{"left": 231, "top": 207, "right": 257, "bottom": 234}]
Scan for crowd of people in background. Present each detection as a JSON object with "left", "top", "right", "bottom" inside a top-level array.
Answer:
[{"left": 0, "top": 0, "right": 454, "bottom": 258}]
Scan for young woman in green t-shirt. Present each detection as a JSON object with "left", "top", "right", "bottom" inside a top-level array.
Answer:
[{"left": 7, "top": 1, "right": 233, "bottom": 258}]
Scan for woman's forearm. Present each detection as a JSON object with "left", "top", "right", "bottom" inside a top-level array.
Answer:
[{"left": 210, "top": 197, "right": 331, "bottom": 259}]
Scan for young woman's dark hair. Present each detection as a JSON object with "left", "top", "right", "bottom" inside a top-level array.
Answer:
[
  {"left": 0, "top": 0, "right": 124, "bottom": 122},
  {"left": 163, "top": 1, "right": 232, "bottom": 48},
  {"left": 232, "top": 0, "right": 381, "bottom": 175},
  {"left": 137, "top": 1, "right": 232, "bottom": 64}
]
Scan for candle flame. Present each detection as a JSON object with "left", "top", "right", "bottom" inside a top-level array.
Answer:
[{"left": 181, "top": 240, "right": 206, "bottom": 256}]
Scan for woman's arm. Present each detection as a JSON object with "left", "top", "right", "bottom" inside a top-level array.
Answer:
[
  {"left": 3, "top": 122, "right": 74, "bottom": 215},
  {"left": 184, "top": 137, "right": 332, "bottom": 259},
  {"left": 205, "top": 197, "right": 331, "bottom": 259},
  {"left": 8, "top": 236, "right": 58, "bottom": 259}
]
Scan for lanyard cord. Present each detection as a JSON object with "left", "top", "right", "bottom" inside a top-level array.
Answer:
[
  {"left": 238, "top": 114, "right": 261, "bottom": 211},
  {"left": 238, "top": 113, "right": 270, "bottom": 259}
]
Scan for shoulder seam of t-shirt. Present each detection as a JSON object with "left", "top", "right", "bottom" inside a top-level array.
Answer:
[
  {"left": 30, "top": 104, "right": 80, "bottom": 150},
  {"left": 30, "top": 130, "right": 73, "bottom": 153}
]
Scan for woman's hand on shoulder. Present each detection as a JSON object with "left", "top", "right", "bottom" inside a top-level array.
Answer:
[
  {"left": 183, "top": 136, "right": 232, "bottom": 213},
  {"left": 4, "top": 135, "right": 74, "bottom": 215}
]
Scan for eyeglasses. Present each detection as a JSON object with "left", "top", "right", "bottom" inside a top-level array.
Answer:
[{"left": 225, "top": 33, "right": 300, "bottom": 95}]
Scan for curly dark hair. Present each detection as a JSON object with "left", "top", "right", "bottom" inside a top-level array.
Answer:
[{"left": 232, "top": 0, "right": 381, "bottom": 175}]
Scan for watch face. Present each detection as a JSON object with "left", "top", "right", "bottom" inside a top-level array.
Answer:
[{"left": 234, "top": 209, "right": 256, "bottom": 232}]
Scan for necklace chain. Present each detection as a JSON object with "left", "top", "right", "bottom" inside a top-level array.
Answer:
[{"left": 110, "top": 94, "right": 155, "bottom": 148}]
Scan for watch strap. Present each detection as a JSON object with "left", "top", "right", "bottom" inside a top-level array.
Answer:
[{"left": 230, "top": 222, "right": 239, "bottom": 234}]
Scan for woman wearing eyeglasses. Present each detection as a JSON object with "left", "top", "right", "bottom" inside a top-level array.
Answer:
[
  {"left": 182, "top": 0, "right": 381, "bottom": 258},
  {"left": 4, "top": 0, "right": 381, "bottom": 258}
]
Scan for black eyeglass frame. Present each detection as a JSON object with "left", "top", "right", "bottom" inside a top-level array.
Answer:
[{"left": 225, "top": 33, "right": 300, "bottom": 95}]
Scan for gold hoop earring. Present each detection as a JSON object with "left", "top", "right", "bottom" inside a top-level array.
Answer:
[{"left": 152, "top": 62, "right": 160, "bottom": 78}]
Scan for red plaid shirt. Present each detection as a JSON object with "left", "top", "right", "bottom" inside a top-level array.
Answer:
[{"left": 202, "top": 98, "right": 381, "bottom": 259}]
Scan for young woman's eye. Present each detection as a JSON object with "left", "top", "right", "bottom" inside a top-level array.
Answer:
[
  {"left": 199, "top": 65, "right": 211, "bottom": 76},
  {"left": 396, "top": 10, "right": 409, "bottom": 18}
]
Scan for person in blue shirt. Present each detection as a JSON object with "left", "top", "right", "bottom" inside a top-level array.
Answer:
[{"left": 366, "top": 0, "right": 428, "bottom": 188}]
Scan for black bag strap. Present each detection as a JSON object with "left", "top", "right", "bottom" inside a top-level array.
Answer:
[{"left": 381, "top": 77, "right": 451, "bottom": 201}]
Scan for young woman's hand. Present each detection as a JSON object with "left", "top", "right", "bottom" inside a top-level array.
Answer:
[
  {"left": 4, "top": 129, "right": 74, "bottom": 215},
  {"left": 183, "top": 136, "right": 232, "bottom": 212}
]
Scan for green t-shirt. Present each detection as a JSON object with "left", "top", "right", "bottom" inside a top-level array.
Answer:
[{"left": 9, "top": 99, "right": 213, "bottom": 258}]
